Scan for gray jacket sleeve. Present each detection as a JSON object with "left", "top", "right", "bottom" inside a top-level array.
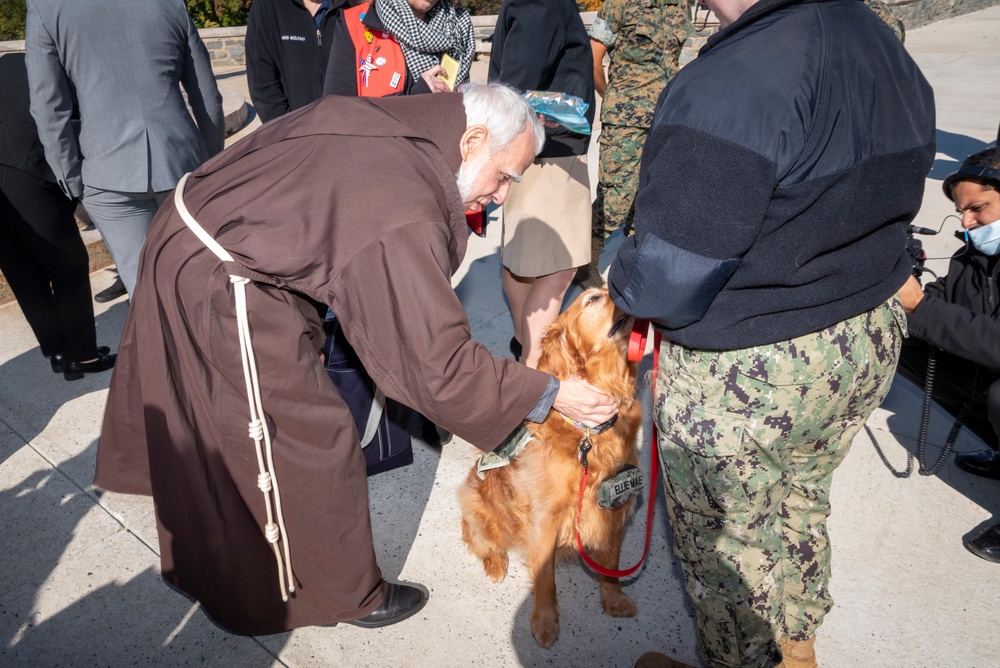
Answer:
[
  {"left": 25, "top": 0, "right": 81, "bottom": 199},
  {"left": 180, "top": 11, "right": 225, "bottom": 158}
]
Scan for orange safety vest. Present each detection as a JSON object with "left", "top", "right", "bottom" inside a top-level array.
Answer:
[{"left": 343, "top": 4, "right": 408, "bottom": 97}]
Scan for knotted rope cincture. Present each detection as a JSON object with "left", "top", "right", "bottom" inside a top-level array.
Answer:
[{"left": 174, "top": 173, "right": 295, "bottom": 602}]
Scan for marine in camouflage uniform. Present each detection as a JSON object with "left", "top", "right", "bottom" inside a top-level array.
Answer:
[
  {"left": 655, "top": 299, "right": 907, "bottom": 666},
  {"left": 865, "top": 0, "right": 905, "bottom": 42},
  {"left": 586, "top": 0, "right": 690, "bottom": 277}
]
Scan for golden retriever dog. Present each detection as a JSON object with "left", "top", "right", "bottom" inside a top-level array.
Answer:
[{"left": 458, "top": 288, "right": 642, "bottom": 648}]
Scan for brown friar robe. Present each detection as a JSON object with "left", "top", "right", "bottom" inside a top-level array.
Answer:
[{"left": 94, "top": 93, "right": 550, "bottom": 635}]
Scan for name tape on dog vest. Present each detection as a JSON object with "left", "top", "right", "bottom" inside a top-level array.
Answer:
[
  {"left": 597, "top": 464, "right": 644, "bottom": 509},
  {"left": 477, "top": 424, "right": 533, "bottom": 479}
]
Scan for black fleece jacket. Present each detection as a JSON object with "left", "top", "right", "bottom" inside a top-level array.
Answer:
[
  {"left": 608, "top": 0, "right": 936, "bottom": 350},
  {"left": 246, "top": 0, "right": 355, "bottom": 123}
]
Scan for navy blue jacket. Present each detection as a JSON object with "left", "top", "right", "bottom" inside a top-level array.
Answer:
[
  {"left": 487, "top": 0, "right": 595, "bottom": 158},
  {"left": 608, "top": 0, "right": 936, "bottom": 349}
]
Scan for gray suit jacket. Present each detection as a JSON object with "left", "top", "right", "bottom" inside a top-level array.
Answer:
[{"left": 25, "top": 0, "right": 225, "bottom": 199}]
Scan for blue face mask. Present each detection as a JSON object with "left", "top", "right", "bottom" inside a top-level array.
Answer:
[{"left": 967, "top": 221, "right": 1000, "bottom": 255}]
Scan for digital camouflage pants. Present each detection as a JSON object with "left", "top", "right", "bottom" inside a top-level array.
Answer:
[
  {"left": 591, "top": 124, "right": 647, "bottom": 241},
  {"left": 654, "top": 298, "right": 906, "bottom": 668}
]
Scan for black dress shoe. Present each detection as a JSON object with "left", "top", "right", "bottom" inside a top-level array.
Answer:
[
  {"left": 50, "top": 353, "right": 65, "bottom": 374},
  {"left": 50, "top": 346, "right": 111, "bottom": 374},
  {"left": 346, "top": 582, "right": 428, "bottom": 628},
  {"left": 954, "top": 449, "right": 1000, "bottom": 480},
  {"left": 420, "top": 416, "right": 453, "bottom": 447},
  {"left": 509, "top": 336, "right": 522, "bottom": 362},
  {"left": 64, "top": 351, "right": 117, "bottom": 381},
  {"left": 964, "top": 523, "right": 1000, "bottom": 564},
  {"left": 95, "top": 276, "right": 127, "bottom": 303}
]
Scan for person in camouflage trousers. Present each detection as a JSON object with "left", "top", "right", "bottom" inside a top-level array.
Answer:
[
  {"left": 605, "top": 0, "right": 935, "bottom": 664},
  {"left": 655, "top": 299, "right": 907, "bottom": 667},
  {"left": 579, "top": 0, "right": 691, "bottom": 287}
]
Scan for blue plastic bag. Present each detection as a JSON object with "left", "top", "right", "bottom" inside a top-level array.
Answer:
[{"left": 522, "top": 90, "right": 591, "bottom": 135}]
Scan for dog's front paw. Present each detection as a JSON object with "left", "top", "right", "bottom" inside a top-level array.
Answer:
[
  {"left": 601, "top": 590, "right": 638, "bottom": 618},
  {"left": 482, "top": 553, "right": 508, "bottom": 582},
  {"left": 531, "top": 608, "right": 560, "bottom": 648}
]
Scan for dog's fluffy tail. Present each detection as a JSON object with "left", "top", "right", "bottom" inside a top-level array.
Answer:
[{"left": 458, "top": 466, "right": 527, "bottom": 582}]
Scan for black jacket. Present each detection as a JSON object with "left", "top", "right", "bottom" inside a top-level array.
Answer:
[
  {"left": 608, "top": 0, "right": 936, "bottom": 350},
  {"left": 487, "top": 0, "right": 595, "bottom": 158},
  {"left": 909, "top": 244, "right": 1000, "bottom": 372},
  {"left": 0, "top": 53, "right": 57, "bottom": 183},
  {"left": 246, "top": 0, "right": 355, "bottom": 123}
]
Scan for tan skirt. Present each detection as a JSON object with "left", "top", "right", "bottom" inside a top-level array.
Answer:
[{"left": 501, "top": 155, "right": 591, "bottom": 277}]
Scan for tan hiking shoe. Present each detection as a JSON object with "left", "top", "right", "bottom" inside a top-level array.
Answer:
[
  {"left": 634, "top": 651, "right": 697, "bottom": 668},
  {"left": 778, "top": 636, "right": 818, "bottom": 668}
]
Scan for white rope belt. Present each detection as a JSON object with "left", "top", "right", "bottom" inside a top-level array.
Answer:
[{"left": 173, "top": 172, "right": 295, "bottom": 602}]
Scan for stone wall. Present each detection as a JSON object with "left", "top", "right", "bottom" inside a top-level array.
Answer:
[
  {"left": 886, "top": 0, "right": 1000, "bottom": 29},
  {"left": 200, "top": 26, "right": 247, "bottom": 69},
  {"left": 1, "top": 0, "right": 996, "bottom": 64}
]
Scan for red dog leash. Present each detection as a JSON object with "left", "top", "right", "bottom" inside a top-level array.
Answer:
[{"left": 574, "top": 319, "right": 659, "bottom": 578}]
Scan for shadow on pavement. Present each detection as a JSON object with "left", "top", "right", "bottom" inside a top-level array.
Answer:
[
  {"left": 874, "top": 374, "right": 1000, "bottom": 536},
  {"left": 928, "top": 128, "right": 996, "bottom": 180},
  {"left": 0, "top": 444, "right": 279, "bottom": 666}
]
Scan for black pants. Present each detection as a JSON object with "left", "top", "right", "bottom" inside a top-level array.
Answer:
[
  {"left": 897, "top": 337, "right": 1000, "bottom": 450},
  {"left": 0, "top": 165, "right": 98, "bottom": 362}
]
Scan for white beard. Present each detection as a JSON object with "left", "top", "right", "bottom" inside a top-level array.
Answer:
[{"left": 456, "top": 151, "right": 490, "bottom": 204}]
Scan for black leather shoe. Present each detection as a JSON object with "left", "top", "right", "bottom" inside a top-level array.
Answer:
[
  {"left": 346, "top": 582, "right": 428, "bottom": 628},
  {"left": 64, "top": 351, "right": 117, "bottom": 381},
  {"left": 421, "top": 416, "right": 453, "bottom": 447},
  {"left": 50, "top": 353, "right": 65, "bottom": 374},
  {"left": 95, "top": 276, "right": 126, "bottom": 303},
  {"left": 50, "top": 346, "right": 110, "bottom": 374},
  {"left": 509, "top": 336, "right": 522, "bottom": 362},
  {"left": 954, "top": 449, "right": 1000, "bottom": 480},
  {"left": 964, "top": 523, "right": 1000, "bottom": 564}
]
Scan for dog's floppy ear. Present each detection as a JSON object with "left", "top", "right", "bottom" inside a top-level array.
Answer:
[
  {"left": 587, "top": 346, "right": 637, "bottom": 408},
  {"left": 536, "top": 320, "right": 579, "bottom": 380}
]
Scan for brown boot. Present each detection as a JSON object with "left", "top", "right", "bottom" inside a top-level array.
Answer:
[
  {"left": 778, "top": 636, "right": 818, "bottom": 668},
  {"left": 634, "top": 651, "right": 697, "bottom": 668}
]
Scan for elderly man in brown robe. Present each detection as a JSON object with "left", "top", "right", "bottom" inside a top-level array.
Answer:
[{"left": 94, "top": 83, "right": 618, "bottom": 635}]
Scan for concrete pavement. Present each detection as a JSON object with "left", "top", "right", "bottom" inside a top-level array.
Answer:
[{"left": 2, "top": 8, "right": 999, "bottom": 667}]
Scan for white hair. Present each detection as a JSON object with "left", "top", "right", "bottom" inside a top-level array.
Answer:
[{"left": 460, "top": 82, "right": 545, "bottom": 155}]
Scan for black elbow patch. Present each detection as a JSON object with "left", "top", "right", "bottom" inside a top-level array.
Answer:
[{"left": 615, "top": 234, "right": 739, "bottom": 329}]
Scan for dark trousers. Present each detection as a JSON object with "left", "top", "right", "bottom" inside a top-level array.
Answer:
[
  {"left": 0, "top": 165, "right": 98, "bottom": 362},
  {"left": 897, "top": 337, "right": 1000, "bottom": 450}
]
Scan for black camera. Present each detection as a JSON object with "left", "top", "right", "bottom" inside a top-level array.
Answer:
[
  {"left": 906, "top": 224, "right": 936, "bottom": 280},
  {"left": 906, "top": 234, "right": 926, "bottom": 279}
]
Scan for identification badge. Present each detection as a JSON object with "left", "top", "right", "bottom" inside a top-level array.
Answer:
[
  {"left": 596, "top": 464, "right": 644, "bottom": 509},
  {"left": 477, "top": 424, "right": 533, "bottom": 479},
  {"left": 390, "top": 72, "right": 401, "bottom": 89}
]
